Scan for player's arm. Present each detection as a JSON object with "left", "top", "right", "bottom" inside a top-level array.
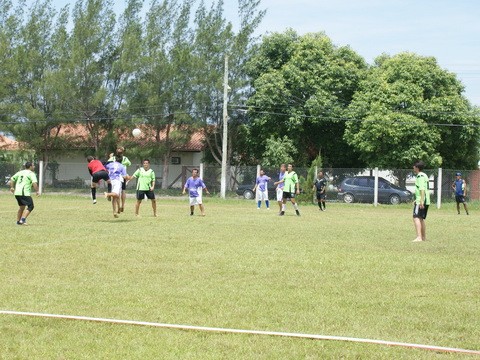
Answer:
[
  {"left": 295, "top": 175, "right": 300, "bottom": 194},
  {"left": 32, "top": 181, "right": 39, "bottom": 196},
  {"left": 8, "top": 178, "right": 15, "bottom": 193},
  {"left": 463, "top": 180, "right": 467, "bottom": 196},
  {"left": 203, "top": 186, "right": 210, "bottom": 195}
]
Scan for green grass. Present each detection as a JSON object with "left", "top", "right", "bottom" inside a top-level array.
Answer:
[{"left": 0, "top": 193, "right": 479, "bottom": 359}]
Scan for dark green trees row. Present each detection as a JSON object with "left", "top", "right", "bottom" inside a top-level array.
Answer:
[{"left": 1, "top": 0, "right": 479, "bottom": 171}]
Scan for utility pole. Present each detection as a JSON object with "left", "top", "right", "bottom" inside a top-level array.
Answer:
[{"left": 220, "top": 55, "right": 229, "bottom": 199}]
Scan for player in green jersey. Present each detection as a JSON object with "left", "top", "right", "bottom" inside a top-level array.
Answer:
[
  {"left": 9, "top": 162, "right": 39, "bottom": 225},
  {"left": 130, "top": 159, "right": 157, "bottom": 217},
  {"left": 412, "top": 161, "right": 430, "bottom": 242}
]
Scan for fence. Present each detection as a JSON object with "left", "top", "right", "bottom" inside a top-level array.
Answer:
[{"left": 1, "top": 160, "right": 479, "bottom": 206}]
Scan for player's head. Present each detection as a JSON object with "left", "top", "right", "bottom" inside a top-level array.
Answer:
[
  {"left": 115, "top": 155, "right": 123, "bottom": 163},
  {"left": 318, "top": 171, "right": 323, "bottom": 178},
  {"left": 287, "top": 164, "right": 293, "bottom": 172},
  {"left": 455, "top": 172, "right": 462, "bottom": 178},
  {"left": 413, "top": 160, "right": 425, "bottom": 174},
  {"left": 259, "top": 169, "right": 264, "bottom": 176},
  {"left": 24, "top": 161, "right": 34, "bottom": 170},
  {"left": 280, "top": 164, "right": 286, "bottom": 172},
  {"left": 192, "top": 168, "right": 199, "bottom": 177},
  {"left": 116, "top": 147, "right": 124, "bottom": 155},
  {"left": 142, "top": 159, "right": 150, "bottom": 169},
  {"left": 86, "top": 155, "right": 95, "bottom": 163}
]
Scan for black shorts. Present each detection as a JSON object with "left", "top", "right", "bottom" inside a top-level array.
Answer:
[
  {"left": 455, "top": 195, "right": 466, "bottom": 203},
  {"left": 15, "top": 195, "right": 33, "bottom": 208},
  {"left": 316, "top": 192, "right": 326, "bottom": 200},
  {"left": 283, "top": 191, "right": 296, "bottom": 200},
  {"left": 136, "top": 190, "right": 155, "bottom": 200},
  {"left": 121, "top": 181, "right": 126, "bottom": 191},
  {"left": 413, "top": 203, "right": 429, "bottom": 220},
  {"left": 92, "top": 170, "right": 109, "bottom": 183}
]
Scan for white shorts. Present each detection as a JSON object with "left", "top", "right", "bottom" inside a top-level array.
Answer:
[
  {"left": 189, "top": 196, "right": 203, "bottom": 206},
  {"left": 111, "top": 179, "right": 122, "bottom": 196},
  {"left": 276, "top": 188, "right": 283, "bottom": 202},
  {"left": 256, "top": 190, "right": 268, "bottom": 201}
]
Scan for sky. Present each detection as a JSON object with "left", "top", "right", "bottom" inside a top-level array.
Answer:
[{"left": 50, "top": 0, "right": 480, "bottom": 105}]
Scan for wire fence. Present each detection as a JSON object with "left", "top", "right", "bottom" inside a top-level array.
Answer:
[{"left": 1, "top": 161, "right": 479, "bottom": 205}]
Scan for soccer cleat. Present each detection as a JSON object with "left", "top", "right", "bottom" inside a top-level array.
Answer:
[
  {"left": 114, "top": 213, "right": 119, "bottom": 218},
  {"left": 267, "top": 208, "right": 270, "bottom": 210},
  {"left": 119, "top": 207, "right": 124, "bottom": 213},
  {"left": 279, "top": 211, "right": 285, "bottom": 216},
  {"left": 16, "top": 221, "right": 23, "bottom": 225},
  {"left": 412, "top": 238, "right": 424, "bottom": 242},
  {"left": 257, "top": 207, "right": 260, "bottom": 210},
  {"left": 190, "top": 212, "right": 194, "bottom": 216},
  {"left": 93, "top": 199, "right": 97, "bottom": 204},
  {"left": 296, "top": 210, "right": 301, "bottom": 216}
]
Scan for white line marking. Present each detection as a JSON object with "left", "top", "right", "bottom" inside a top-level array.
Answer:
[{"left": 1, "top": 310, "right": 479, "bottom": 355}]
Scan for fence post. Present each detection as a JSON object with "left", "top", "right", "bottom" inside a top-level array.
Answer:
[
  {"left": 38, "top": 160, "right": 44, "bottom": 195},
  {"left": 373, "top": 167, "right": 379, "bottom": 207},
  {"left": 199, "top": 163, "right": 204, "bottom": 180},
  {"left": 313, "top": 166, "right": 318, "bottom": 204},
  {"left": 256, "top": 164, "right": 260, "bottom": 178},
  {"left": 437, "top": 167, "right": 442, "bottom": 209}
]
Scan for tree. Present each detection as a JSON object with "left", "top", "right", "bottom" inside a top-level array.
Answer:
[
  {"left": 345, "top": 52, "right": 480, "bottom": 170},
  {"left": 246, "top": 30, "right": 368, "bottom": 167},
  {"left": 261, "top": 135, "right": 296, "bottom": 167}
]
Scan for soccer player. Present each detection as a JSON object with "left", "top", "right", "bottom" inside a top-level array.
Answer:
[
  {"left": 130, "top": 159, "right": 157, "bottom": 217},
  {"left": 313, "top": 171, "right": 327, "bottom": 211},
  {"left": 274, "top": 164, "right": 286, "bottom": 214},
  {"left": 108, "top": 147, "right": 131, "bottom": 213},
  {"left": 104, "top": 155, "right": 129, "bottom": 218},
  {"left": 253, "top": 169, "right": 271, "bottom": 209},
  {"left": 87, "top": 155, "right": 110, "bottom": 204},
  {"left": 277, "top": 163, "right": 300, "bottom": 216},
  {"left": 412, "top": 161, "right": 430, "bottom": 242},
  {"left": 452, "top": 172, "right": 469, "bottom": 215},
  {"left": 9, "top": 161, "right": 39, "bottom": 225},
  {"left": 182, "top": 168, "right": 210, "bottom": 216}
]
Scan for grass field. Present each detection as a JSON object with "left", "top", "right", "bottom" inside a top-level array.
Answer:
[{"left": 0, "top": 193, "right": 479, "bottom": 359}]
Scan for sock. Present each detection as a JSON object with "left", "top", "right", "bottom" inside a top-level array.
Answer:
[
  {"left": 281, "top": 204, "right": 286, "bottom": 211},
  {"left": 107, "top": 183, "right": 112, "bottom": 193},
  {"left": 21, "top": 217, "right": 26, "bottom": 223},
  {"left": 257, "top": 201, "right": 261, "bottom": 208},
  {"left": 91, "top": 187, "right": 96, "bottom": 200},
  {"left": 293, "top": 203, "right": 299, "bottom": 210},
  {"left": 318, "top": 202, "right": 322, "bottom": 209},
  {"left": 265, "top": 200, "right": 270, "bottom": 208},
  {"left": 322, "top": 202, "right": 326, "bottom": 210}
]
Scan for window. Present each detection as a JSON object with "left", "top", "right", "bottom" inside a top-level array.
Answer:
[{"left": 171, "top": 157, "right": 181, "bottom": 165}]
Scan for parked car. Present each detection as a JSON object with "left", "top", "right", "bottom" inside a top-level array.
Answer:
[
  {"left": 337, "top": 176, "right": 412, "bottom": 204},
  {"left": 236, "top": 184, "right": 276, "bottom": 200}
]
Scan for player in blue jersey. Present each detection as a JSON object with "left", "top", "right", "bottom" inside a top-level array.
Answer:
[
  {"left": 183, "top": 168, "right": 210, "bottom": 216},
  {"left": 452, "top": 172, "right": 469, "bottom": 215},
  {"left": 253, "top": 169, "right": 271, "bottom": 209}
]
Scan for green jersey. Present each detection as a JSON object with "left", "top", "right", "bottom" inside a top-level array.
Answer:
[
  {"left": 415, "top": 171, "right": 430, "bottom": 205},
  {"left": 283, "top": 171, "right": 299, "bottom": 193},
  {"left": 108, "top": 155, "right": 131, "bottom": 168},
  {"left": 12, "top": 169, "right": 38, "bottom": 196},
  {"left": 132, "top": 168, "right": 155, "bottom": 191}
]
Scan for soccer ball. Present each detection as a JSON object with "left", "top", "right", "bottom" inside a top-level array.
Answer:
[{"left": 132, "top": 128, "right": 142, "bottom": 138}]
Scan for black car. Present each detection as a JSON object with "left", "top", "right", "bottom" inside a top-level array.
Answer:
[
  {"left": 337, "top": 176, "right": 412, "bottom": 204},
  {"left": 236, "top": 184, "right": 276, "bottom": 200}
]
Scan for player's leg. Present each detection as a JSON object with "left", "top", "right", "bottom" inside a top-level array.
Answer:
[
  {"left": 120, "top": 180, "right": 126, "bottom": 212},
  {"left": 17, "top": 205, "right": 26, "bottom": 224},
  {"left": 276, "top": 189, "right": 283, "bottom": 213},
  {"left": 456, "top": 200, "right": 460, "bottom": 214},
  {"left": 290, "top": 197, "right": 300, "bottom": 216},
  {"left": 463, "top": 201, "right": 469, "bottom": 215},
  {"left": 420, "top": 219, "right": 427, "bottom": 241},
  {"left": 264, "top": 191, "right": 270, "bottom": 209},
  {"left": 199, "top": 203, "right": 205, "bottom": 216},
  {"left": 412, "top": 204, "right": 424, "bottom": 242},
  {"left": 280, "top": 195, "right": 287, "bottom": 215},
  {"left": 321, "top": 194, "right": 326, "bottom": 211},
  {"left": 151, "top": 199, "right": 157, "bottom": 217},
  {"left": 91, "top": 181, "right": 97, "bottom": 203},
  {"left": 190, "top": 205, "right": 195, "bottom": 215}
]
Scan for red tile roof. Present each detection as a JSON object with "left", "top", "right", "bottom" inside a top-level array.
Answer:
[
  {"left": 0, "top": 135, "right": 19, "bottom": 150},
  {"left": 53, "top": 124, "right": 206, "bottom": 152}
]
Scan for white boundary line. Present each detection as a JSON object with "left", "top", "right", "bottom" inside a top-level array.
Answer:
[{"left": 1, "top": 310, "right": 479, "bottom": 355}]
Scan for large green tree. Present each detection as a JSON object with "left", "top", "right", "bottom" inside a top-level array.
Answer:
[
  {"left": 345, "top": 52, "right": 480, "bottom": 170},
  {"left": 246, "top": 30, "right": 367, "bottom": 167}
]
